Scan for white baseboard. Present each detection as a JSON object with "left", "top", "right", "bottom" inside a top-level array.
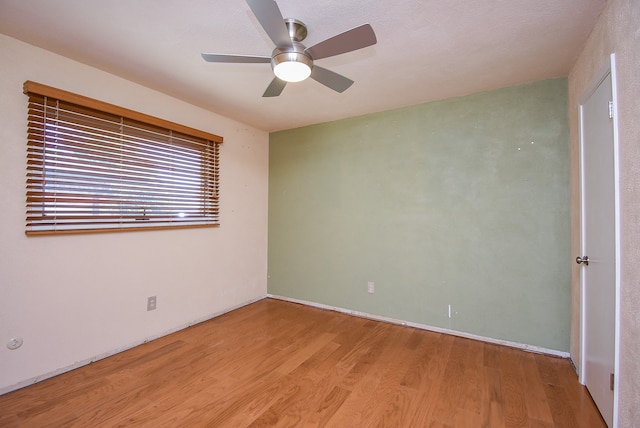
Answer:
[
  {"left": 0, "top": 295, "right": 268, "bottom": 396},
  {"left": 267, "top": 294, "right": 570, "bottom": 359}
]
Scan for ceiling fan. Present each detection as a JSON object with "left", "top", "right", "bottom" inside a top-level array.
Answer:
[{"left": 201, "top": 0, "right": 377, "bottom": 97}]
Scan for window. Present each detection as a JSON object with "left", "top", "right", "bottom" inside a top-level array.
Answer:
[{"left": 24, "top": 81, "right": 222, "bottom": 235}]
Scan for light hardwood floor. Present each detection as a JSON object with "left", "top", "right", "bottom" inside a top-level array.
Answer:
[{"left": 0, "top": 298, "right": 605, "bottom": 427}]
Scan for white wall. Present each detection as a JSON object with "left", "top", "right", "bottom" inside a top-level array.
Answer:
[
  {"left": 568, "top": 0, "right": 640, "bottom": 425},
  {"left": 0, "top": 34, "right": 269, "bottom": 393}
]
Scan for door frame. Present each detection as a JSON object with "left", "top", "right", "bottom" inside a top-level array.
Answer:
[{"left": 578, "top": 53, "right": 620, "bottom": 426}]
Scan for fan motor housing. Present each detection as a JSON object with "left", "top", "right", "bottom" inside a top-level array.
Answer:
[{"left": 272, "top": 42, "right": 312, "bottom": 66}]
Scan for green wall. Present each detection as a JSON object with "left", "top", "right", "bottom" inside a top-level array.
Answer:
[{"left": 268, "top": 79, "right": 570, "bottom": 351}]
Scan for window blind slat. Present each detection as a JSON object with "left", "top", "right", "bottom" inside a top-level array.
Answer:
[{"left": 24, "top": 82, "right": 222, "bottom": 235}]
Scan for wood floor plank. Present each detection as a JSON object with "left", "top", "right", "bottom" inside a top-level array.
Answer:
[
  {"left": 402, "top": 332, "right": 455, "bottom": 426},
  {"left": 431, "top": 337, "right": 474, "bottom": 426},
  {"left": 325, "top": 323, "right": 409, "bottom": 426},
  {"left": 534, "top": 353, "right": 607, "bottom": 428},
  {"left": 0, "top": 299, "right": 606, "bottom": 428},
  {"left": 498, "top": 347, "right": 529, "bottom": 427},
  {"left": 521, "top": 353, "right": 555, "bottom": 425},
  {"left": 303, "top": 385, "right": 351, "bottom": 427},
  {"left": 482, "top": 366, "right": 507, "bottom": 428},
  {"left": 403, "top": 343, "right": 451, "bottom": 427},
  {"left": 361, "top": 327, "right": 418, "bottom": 427},
  {"left": 386, "top": 330, "right": 451, "bottom": 427}
]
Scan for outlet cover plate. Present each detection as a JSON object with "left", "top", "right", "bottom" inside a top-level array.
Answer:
[{"left": 147, "top": 296, "right": 157, "bottom": 311}]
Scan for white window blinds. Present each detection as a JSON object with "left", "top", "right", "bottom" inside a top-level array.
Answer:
[{"left": 24, "top": 81, "right": 222, "bottom": 235}]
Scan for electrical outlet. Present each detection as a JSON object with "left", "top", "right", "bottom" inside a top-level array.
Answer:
[
  {"left": 7, "top": 337, "right": 23, "bottom": 350},
  {"left": 367, "top": 281, "right": 375, "bottom": 293},
  {"left": 147, "top": 296, "right": 157, "bottom": 311}
]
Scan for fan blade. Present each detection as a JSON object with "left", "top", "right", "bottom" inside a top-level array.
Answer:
[
  {"left": 246, "top": 0, "right": 292, "bottom": 48},
  {"left": 305, "top": 24, "right": 376, "bottom": 60},
  {"left": 310, "top": 66, "right": 354, "bottom": 93},
  {"left": 201, "top": 53, "right": 271, "bottom": 63},
  {"left": 263, "top": 77, "right": 287, "bottom": 97}
]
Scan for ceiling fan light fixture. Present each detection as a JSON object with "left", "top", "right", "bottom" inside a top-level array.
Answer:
[
  {"left": 272, "top": 51, "right": 312, "bottom": 82},
  {"left": 201, "top": 0, "right": 377, "bottom": 96}
]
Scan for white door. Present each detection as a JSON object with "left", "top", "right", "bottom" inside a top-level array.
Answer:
[{"left": 578, "top": 60, "right": 618, "bottom": 427}]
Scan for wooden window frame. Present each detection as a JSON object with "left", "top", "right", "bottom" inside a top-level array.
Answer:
[{"left": 24, "top": 81, "right": 223, "bottom": 235}]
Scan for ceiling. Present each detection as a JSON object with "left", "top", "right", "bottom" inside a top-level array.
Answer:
[{"left": 0, "top": 0, "right": 605, "bottom": 132}]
